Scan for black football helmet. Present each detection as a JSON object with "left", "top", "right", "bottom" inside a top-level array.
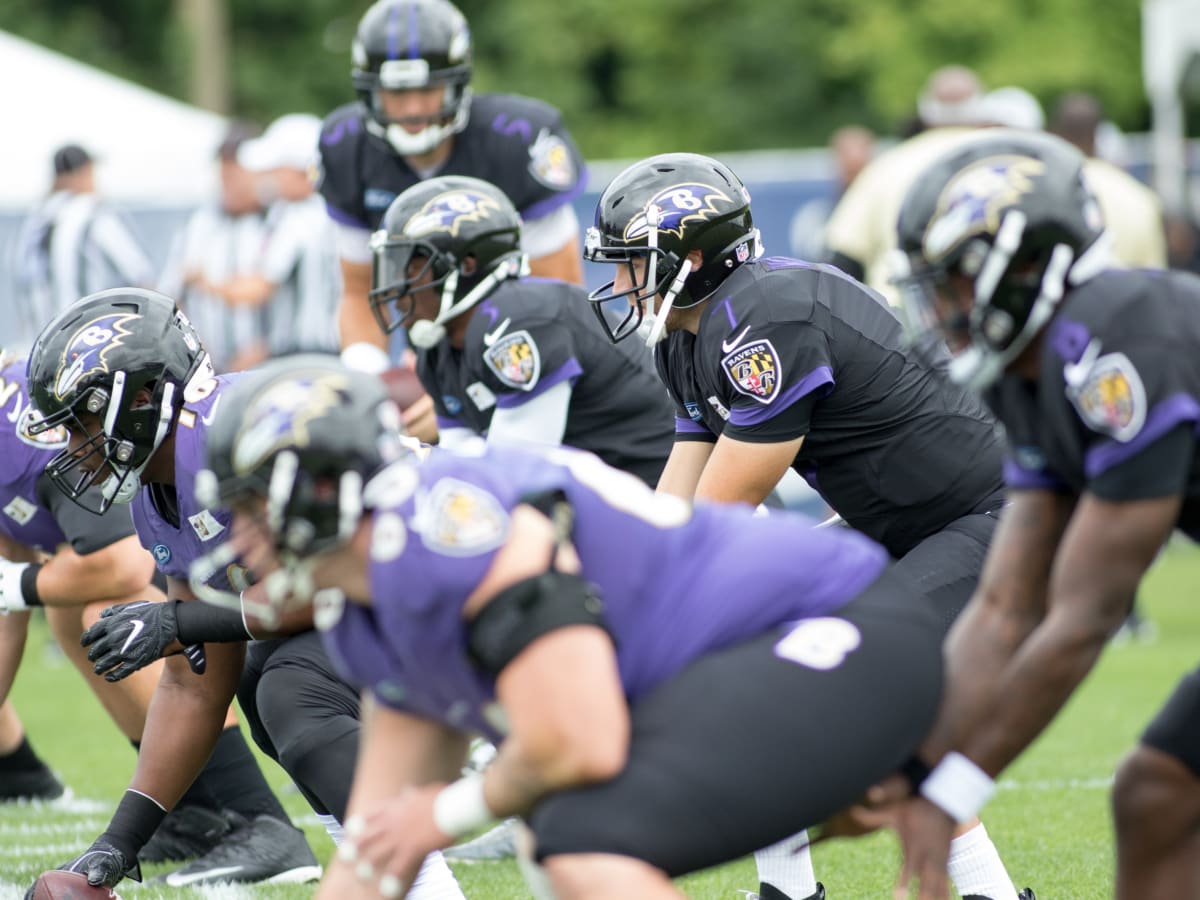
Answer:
[
  {"left": 584, "top": 152, "right": 759, "bottom": 345},
  {"left": 369, "top": 175, "right": 527, "bottom": 348},
  {"left": 193, "top": 355, "right": 411, "bottom": 624},
  {"left": 893, "top": 129, "right": 1107, "bottom": 390},
  {"left": 352, "top": 0, "right": 472, "bottom": 156},
  {"left": 26, "top": 288, "right": 210, "bottom": 514}
]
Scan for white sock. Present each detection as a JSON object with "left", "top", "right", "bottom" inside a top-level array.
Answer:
[
  {"left": 754, "top": 830, "right": 818, "bottom": 899},
  {"left": 946, "top": 822, "right": 1018, "bottom": 900},
  {"left": 408, "top": 850, "right": 466, "bottom": 899},
  {"left": 316, "top": 813, "right": 344, "bottom": 847}
]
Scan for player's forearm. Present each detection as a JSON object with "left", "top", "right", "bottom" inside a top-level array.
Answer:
[
  {"left": 482, "top": 736, "right": 575, "bottom": 818},
  {"left": 917, "top": 594, "right": 1041, "bottom": 764},
  {"left": 960, "top": 603, "right": 1113, "bottom": 776},
  {"left": 37, "top": 544, "right": 157, "bottom": 606},
  {"left": 338, "top": 260, "right": 385, "bottom": 351}
]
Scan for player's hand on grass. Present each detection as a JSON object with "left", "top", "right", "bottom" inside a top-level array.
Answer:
[
  {"left": 25, "top": 838, "right": 140, "bottom": 896},
  {"left": 338, "top": 785, "right": 455, "bottom": 898},
  {"left": 892, "top": 795, "right": 955, "bottom": 900}
]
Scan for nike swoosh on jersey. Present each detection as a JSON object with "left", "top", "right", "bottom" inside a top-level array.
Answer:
[
  {"left": 200, "top": 395, "right": 222, "bottom": 426},
  {"left": 483, "top": 317, "right": 512, "bottom": 347},
  {"left": 721, "top": 325, "right": 752, "bottom": 354},
  {"left": 120, "top": 619, "right": 145, "bottom": 654}
]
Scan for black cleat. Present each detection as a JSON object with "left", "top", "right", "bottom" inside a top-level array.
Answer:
[
  {"left": 139, "top": 803, "right": 231, "bottom": 864},
  {"left": 0, "top": 765, "right": 65, "bottom": 802},
  {"left": 160, "top": 813, "right": 321, "bottom": 886},
  {"left": 963, "top": 891, "right": 1036, "bottom": 900},
  {"left": 742, "top": 883, "right": 825, "bottom": 900}
]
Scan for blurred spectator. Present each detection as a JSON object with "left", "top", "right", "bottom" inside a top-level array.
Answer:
[
  {"left": 789, "top": 125, "right": 875, "bottom": 261},
  {"left": 979, "top": 86, "right": 1045, "bottom": 131},
  {"left": 234, "top": 113, "right": 341, "bottom": 358},
  {"left": 824, "top": 65, "right": 988, "bottom": 296},
  {"left": 159, "top": 122, "right": 270, "bottom": 371},
  {"left": 1050, "top": 92, "right": 1167, "bottom": 268},
  {"left": 10, "top": 144, "right": 153, "bottom": 350}
]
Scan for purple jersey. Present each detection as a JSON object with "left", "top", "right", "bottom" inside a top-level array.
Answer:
[
  {"left": 323, "top": 444, "right": 888, "bottom": 740},
  {"left": 0, "top": 357, "right": 73, "bottom": 551},
  {"left": 131, "top": 374, "right": 240, "bottom": 590}
]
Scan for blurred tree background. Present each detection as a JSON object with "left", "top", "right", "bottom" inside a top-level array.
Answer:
[{"left": 1, "top": 0, "right": 1148, "bottom": 157}]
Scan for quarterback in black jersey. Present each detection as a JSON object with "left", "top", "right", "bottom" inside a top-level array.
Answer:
[
  {"left": 321, "top": 0, "right": 587, "bottom": 379},
  {"left": 371, "top": 175, "right": 673, "bottom": 486},
  {"left": 586, "top": 154, "right": 1025, "bottom": 900},
  {"left": 890, "top": 130, "right": 1200, "bottom": 899}
]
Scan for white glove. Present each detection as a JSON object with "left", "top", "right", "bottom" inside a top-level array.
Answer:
[{"left": 0, "top": 558, "right": 31, "bottom": 614}]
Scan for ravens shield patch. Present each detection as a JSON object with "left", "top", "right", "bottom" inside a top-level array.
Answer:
[
  {"left": 1067, "top": 351, "right": 1147, "bottom": 442},
  {"left": 722, "top": 339, "right": 781, "bottom": 404},
  {"left": 483, "top": 330, "right": 541, "bottom": 391}
]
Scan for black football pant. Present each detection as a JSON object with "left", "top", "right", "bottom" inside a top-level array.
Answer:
[
  {"left": 238, "top": 629, "right": 360, "bottom": 821},
  {"left": 529, "top": 569, "right": 943, "bottom": 876}
]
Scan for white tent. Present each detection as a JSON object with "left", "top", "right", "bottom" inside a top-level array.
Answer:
[{"left": 0, "top": 29, "right": 227, "bottom": 210}]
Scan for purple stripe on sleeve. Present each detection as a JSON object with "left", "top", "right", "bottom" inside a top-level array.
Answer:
[
  {"left": 493, "top": 359, "right": 583, "bottom": 408},
  {"left": 436, "top": 415, "right": 465, "bottom": 430},
  {"left": 1084, "top": 393, "right": 1200, "bottom": 478},
  {"left": 675, "top": 416, "right": 713, "bottom": 435},
  {"left": 1003, "top": 459, "right": 1069, "bottom": 491},
  {"left": 520, "top": 170, "right": 588, "bottom": 222},
  {"left": 728, "top": 366, "right": 833, "bottom": 427},
  {"left": 324, "top": 203, "right": 369, "bottom": 230}
]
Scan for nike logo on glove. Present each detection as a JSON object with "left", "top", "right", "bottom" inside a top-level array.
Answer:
[
  {"left": 483, "top": 318, "right": 512, "bottom": 347},
  {"left": 721, "top": 325, "right": 752, "bottom": 354},
  {"left": 120, "top": 619, "right": 145, "bottom": 654}
]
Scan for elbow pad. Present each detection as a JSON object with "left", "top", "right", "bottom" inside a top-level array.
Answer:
[{"left": 467, "top": 570, "right": 610, "bottom": 676}]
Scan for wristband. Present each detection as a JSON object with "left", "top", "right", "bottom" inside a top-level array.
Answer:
[
  {"left": 101, "top": 789, "right": 167, "bottom": 859},
  {"left": 341, "top": 341, "right": 391, "bottom": 375},
  {"left": 432, "top": 775, "right": 495, "bottom": 839},
  {"left": 0, "top": 560, "right": 34, "bottom": 613},
  {"left": 20, "top": 563, "right": 43, "bottom": 608},
  {"left": 919, "top": 752, "right": 996, "bottom": 824}
]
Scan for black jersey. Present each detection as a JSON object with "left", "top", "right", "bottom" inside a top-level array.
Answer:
[
  {"left": 656, "top": 257, "right": 1005, "bottom": 556},
  {"left": 416, "top": 278, "right": 673, "bottom": 487},
  {"left": 318, "top": 93, "right": 586, "bottom": 232},
  {"left": 989, "top": 268, "right": 1200, "bottom": 540}
]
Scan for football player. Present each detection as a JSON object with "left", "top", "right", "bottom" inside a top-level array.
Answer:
[
  {"left": 21, "top": 290, "right": 326, "bottom": 891},
  {"left": 0, "top": 347, "right": 299, "bottom": 873},
  {"left": 196, "top": 355, "right": 952, "bottom": 900},
  {"left": 30, "top": 289, "right": 465, "bottom": 898},
  {"left": 369, "top": 175, "right": 673, "bottom": 485},
  {"left": 0, "top": 348, "right": 163, "bottom": 806},
  {"left": 324, "top": 0, "right": 587, "bottom": 382},
  {"left": 886, "top": 130, "right": 1200, "bottom": 899},
  {"left": 584, "top": 152, "right": 1028, "bottom": 900}
]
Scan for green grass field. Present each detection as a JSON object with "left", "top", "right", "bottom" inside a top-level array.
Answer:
[{"left": 3, "top": 542, "right": 1197, "bottom": 899}]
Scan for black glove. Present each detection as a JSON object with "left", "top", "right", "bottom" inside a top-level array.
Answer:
[
  {"left": 24, "top": 839, "right": 141, "bottom": 896},
  {"left": 82, "top": 601, "right": 206, "bottom": 681}
]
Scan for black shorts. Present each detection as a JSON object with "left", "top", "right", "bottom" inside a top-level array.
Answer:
[
  {"left": 529, "top": 569, "right": 944, "bottom": 876},
  {"left": 239, "top": 630, "right": 361, "bottom": 819},
  {"left": 1141, "top": 665, "right": 1200, "bottom": 777},
  {"left": 893, "top": 503, "right": 1000, "bottom": 634}
]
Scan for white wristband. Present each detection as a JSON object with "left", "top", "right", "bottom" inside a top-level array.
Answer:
[
  {"left": 0, "top": 560, "right": 31, "bottom": 613},
  {"left": 341, "top": 341, "right": 392, "bottom": 375},
  {"left": 432, "top": 775, "right": 495, "bottom": 839},
  {"left": 919, "top": 752, "right": 996, "bottom": 824}
]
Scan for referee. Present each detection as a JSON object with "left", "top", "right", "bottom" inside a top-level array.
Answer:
[{"left": 11, "top": 144, "right": 153, "bottom": 350}]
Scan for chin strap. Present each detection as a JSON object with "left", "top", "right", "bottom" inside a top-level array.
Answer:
[{"left": 408, "top": 253, "right": 530, "bottom": 349}]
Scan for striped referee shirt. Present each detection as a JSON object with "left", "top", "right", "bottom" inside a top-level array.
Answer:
[
  {"left": 12, "top": 191, "right": 153, "bottom": 350},
  {"left": 259, "top": 195, "right": 341, "bottom": 356}
]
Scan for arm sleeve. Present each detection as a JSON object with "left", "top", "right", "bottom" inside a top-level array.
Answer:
[
  {"left": 1088, "top": 423, "right": 1194, "bottom": 501},
  {"left": 481, "top": 318, "right": 582, "bottom": 401},
  {"left": 521, "top": 204, "right": 579, "bottom": 259},
  {"left": 38, "top": 471, "right": 137, "bottom": 554},
  {"left": 486, "top": 379, "right": 572, "bottom": 447}
]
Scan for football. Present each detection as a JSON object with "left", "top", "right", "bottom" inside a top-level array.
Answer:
[
  {"left": 380, "top": 365, "right": 429, "bottom": 412},
  {"left": 27, "top": 871, "right": 122, "bottom": 900}
]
